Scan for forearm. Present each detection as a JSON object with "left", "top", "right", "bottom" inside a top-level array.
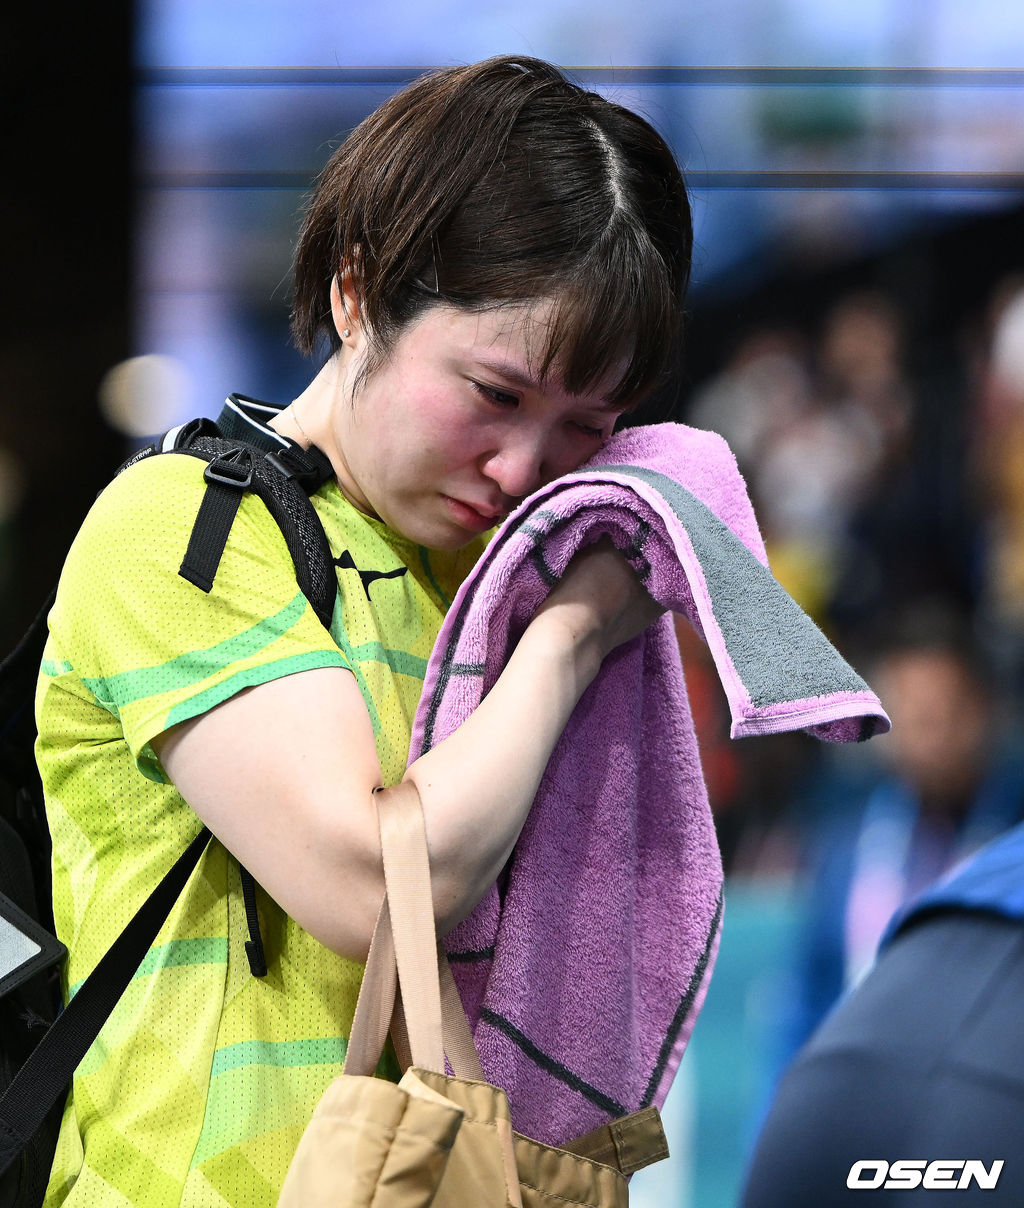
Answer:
[
  {"left": 156, "top": 622, "right": 600, "bottom": 961},
  {"left": 155, "top": 542, "right": 655, "bottom": 962},
  {"left": 400, "top": 608, "right": 604, "bottom": 933}
]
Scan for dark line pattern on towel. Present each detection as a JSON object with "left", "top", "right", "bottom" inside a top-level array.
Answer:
[
  {"left": 449, "top": 662, "right": 486, "bottom": 678},
  {"left": 518, "top": 522, "right": 553, "bottom": 544},
  {"left": 529, "top": 544, "right": 558, "bottom": 587},
  {"left": 479, "top": 1008, "right": 628, "bottom": 1118},
  {"left": 641, "top": 887, "right": 725, "bottom": 1108},
  {"left": 446, "top": 946, "right": 495, "bottom": 962},
  {"left": 520, "top": 508, "right": 559, "bottom": 533},
  {"left": 623, "top": 517, "right": 653, "bottom": 583},
  {"left": 425, "top": 647, "right": 464, "bottom": 750},
  {"left": 417, "top": 493, "right": 596, "bottom": 747}
]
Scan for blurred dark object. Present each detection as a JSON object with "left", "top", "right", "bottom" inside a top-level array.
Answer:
[
  {"left": 0, "top": 595, "right": 65, "bottom": 1208},
  {"left": 742, "top": 823, "right": 1024, "bottom": 1208},
  {"left": 0, "top": 4, "right": 132, "bottom": 656}
]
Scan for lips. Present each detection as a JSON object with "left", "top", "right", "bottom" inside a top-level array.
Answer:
[
  {"left": 464, "top": 501, "right": 503, "bottom": 521},
  {"left": 442, "top": 495, "right": 504, "bottom": 531}
]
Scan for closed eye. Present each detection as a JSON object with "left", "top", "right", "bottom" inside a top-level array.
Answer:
[
  {"left": 472, "top": 378, "right": 609, "bottom": 438},
  {"left": 471, "top": 381, "right": 519, "bottom": 407}
]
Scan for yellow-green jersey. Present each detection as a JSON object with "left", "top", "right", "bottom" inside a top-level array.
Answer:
[{"left": 36, "top": 435, "right": 486, "bottom": 1207}]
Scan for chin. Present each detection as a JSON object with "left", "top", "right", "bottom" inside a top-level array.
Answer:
[
  {"left": 384, "top": 514, "right": 471, "bottom": 552},
  {"left": 383, "top": 496, "right": 494, "bottom": 551},
  {"left": 423, "top": 529, "right": 480, "bottom": 552}
]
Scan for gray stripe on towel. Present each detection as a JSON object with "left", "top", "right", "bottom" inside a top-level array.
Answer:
[{"left": 580, "top": 465, "right": 869, "bottom": 709}]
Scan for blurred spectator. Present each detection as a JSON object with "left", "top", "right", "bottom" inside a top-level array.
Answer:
[
  {"left": 684, "top": 296, "right": 916, "bottom": 877},
  {"left": 971, "top": 277, "right": 1024, "bottom": 708},
  {"left": 683, "top": 284, "right": 1001, "bottom": 886},
  {"left": 783, "top": 601, "right": 1024, "bottom": 1054},
  {"left": 688, "top": 291, "right": 912, "bottom": 625}
]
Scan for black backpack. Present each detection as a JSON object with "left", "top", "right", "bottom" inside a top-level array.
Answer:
[{"left": 0, "top": 395, "right": 338, "bottom": 1205}]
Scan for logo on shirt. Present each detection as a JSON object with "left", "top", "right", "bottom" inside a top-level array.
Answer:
[{"left": 334, "top": 550, "right": 408, "bottom": 599}]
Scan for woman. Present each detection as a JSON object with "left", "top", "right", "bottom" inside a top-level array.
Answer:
[{"left": 37, "top": 56, "right": 692, "bottom": 1204}]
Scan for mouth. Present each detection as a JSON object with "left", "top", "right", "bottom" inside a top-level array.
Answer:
[{"left": 442, "top": 495, "right": 503, "bottom": 532}]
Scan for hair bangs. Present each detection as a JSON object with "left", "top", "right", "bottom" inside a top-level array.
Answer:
[
  {"left": 534, "top": 229, "right": 682, "bottom": 409},
  {"left": 292, "top": 56, "right": 692, "bottom": 404}
]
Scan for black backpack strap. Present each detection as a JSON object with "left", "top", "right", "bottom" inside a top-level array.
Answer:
[
  {"left": 238, "top": 865, "right": 268, "bottom": 978},
  {"left": 156, "top": 404, "right": 337, "bottom": 633},
  {"left": 0, "top": 587, "right": 57, "bottom": 790},
  {"left": 113, "top": 403, "right": 338, "bottom": 979},
  {"left": 216, "top": 393, "right": 290, "bottom": 450},
  {"left": 155, "top": 402, "right": 339, "bottom": 977},
  {"left": 178, "top": 445, "right": 255, "bottom": 594},
  {"left": 0, "top": 588, "right": 57, "bottom": 932},
  {"left": 0, "top": 827, "right": 213, "bottom": 1179}
]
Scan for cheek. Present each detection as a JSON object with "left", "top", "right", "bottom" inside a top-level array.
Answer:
[
  {"left": 549, "top": 432, "right": 604, "bottom": 477},
  {"left": 414, "top": 404, "right": 496, "bottom": 469}
]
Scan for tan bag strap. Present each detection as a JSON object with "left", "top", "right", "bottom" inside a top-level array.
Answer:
[
  {"left": 377, "top": 781, "right": 445, "bottom": 1071},
  {"left": 343, "top": 893, "right": 396, "bottom": 1076},
  {"left": 347, "top": 783, "right": 664, "bottom": 1177},
  {"left": 344, "top": 781, "right": 485, "bottom": 1081},
  {"left": 388, "top": 961, "right": 484, "bottom": 1080},
  {"left": 439, "top": 952, "right": 484, "bottom": 1079}
]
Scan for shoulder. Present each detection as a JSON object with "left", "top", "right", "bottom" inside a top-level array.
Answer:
[
  {"left": 53, "top": 449, "right": 322, "bottom": 659},
  {"left": 49, "top": 449, "right": 350, "bottom": 776},
  {"left": 64, "top": 449, "right": 301, "bottom": 585}
]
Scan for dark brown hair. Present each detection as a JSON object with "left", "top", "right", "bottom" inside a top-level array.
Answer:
[{"left": 292, "top": 56, "right": 692, "bottom": 407}]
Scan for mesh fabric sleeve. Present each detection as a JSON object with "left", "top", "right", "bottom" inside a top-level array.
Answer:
[{"left": 49, "top": 453, "right": 349, "bottom": 783}]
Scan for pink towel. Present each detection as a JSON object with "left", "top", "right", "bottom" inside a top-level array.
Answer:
[{"left": 409, "top": 422, "right": 889, "bottom": 1146}]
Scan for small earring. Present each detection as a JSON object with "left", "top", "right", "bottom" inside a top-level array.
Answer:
[{"left": 342, "top": 328, "right": 351, "bottom": 338}]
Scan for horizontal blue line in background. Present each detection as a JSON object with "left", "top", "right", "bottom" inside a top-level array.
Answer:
[
  {"left": 137, "top": 66, "right": 1024, "bottom": 89},
  {"left": 138, "top": 169, "right": 1024, "bottom": 192}
]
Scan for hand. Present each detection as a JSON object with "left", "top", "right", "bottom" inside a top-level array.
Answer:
[{"left": 534, "top": 537, "right": 665, "bottom": 663}]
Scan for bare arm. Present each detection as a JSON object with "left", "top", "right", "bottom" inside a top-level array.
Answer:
[{"left": 156, "top": 539, "right": 660, "bottom": 960}]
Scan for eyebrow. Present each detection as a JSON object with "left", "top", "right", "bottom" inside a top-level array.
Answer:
[{"left": 472, "top": 356, "right": 623, "bottom": 411}]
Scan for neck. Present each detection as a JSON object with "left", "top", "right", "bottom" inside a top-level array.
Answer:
[
  {"left": 270, "top": 353, "right": 377, "bottom": 518},
  {"left": 269, "top": 356, "right": 336, "bottom": 448}
]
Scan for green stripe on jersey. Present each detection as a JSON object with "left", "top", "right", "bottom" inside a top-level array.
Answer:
[
  {"left": 83, "top": 593, "right": 310, "bottom": 710},
  {"left": 211, "top": 1036, "right": 348, "bottom": 1077},
  {"left": 163, "top": 649, "right": 348, "bottom": 729},
  {"left": 349, "top": 640, "right": 428, "bottom": 679},
  {"left": 40, "top": 657, "right": 73, "bottom": 677},
  {"left": 69, "top": 936, "right": 229, "bottom": 998}
]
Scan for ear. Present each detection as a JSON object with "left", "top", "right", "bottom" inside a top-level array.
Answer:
[{"left": 330, "top": 273, "right": 361, "bottom": 345}]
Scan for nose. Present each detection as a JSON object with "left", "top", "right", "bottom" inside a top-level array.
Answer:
[{"left": 479, "top": 432, "right": 550, "bottom": 501}]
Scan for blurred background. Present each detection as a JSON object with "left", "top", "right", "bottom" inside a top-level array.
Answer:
[{"left": 4, "top": 3, "right": 1024, "bottom": 1205}]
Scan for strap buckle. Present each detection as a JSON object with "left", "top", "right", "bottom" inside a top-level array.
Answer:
[
  {"left": 264, "top": 443, "right": 333, "bottom": 493},
  {"left": 203, "top": 447, "right": 253, "bottom": 490},
  {"left": 264, "top": 446, "right": 310, "bottom": 483}
]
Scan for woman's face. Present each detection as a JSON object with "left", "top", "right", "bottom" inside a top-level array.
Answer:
[{"left": 328, "top": 300, "right": 626, "bottom": 549}]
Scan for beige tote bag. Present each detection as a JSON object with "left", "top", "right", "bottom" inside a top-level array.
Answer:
[{"left": 277, "top": 782, "right": 668, "bottom": 1207}]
